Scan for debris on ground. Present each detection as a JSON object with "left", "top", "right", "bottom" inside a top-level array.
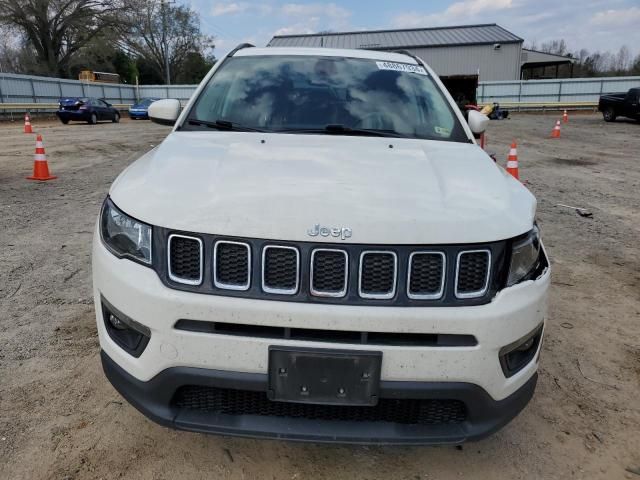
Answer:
[{"left": 556, "top": 203, "right": 593, "bottom": 218}]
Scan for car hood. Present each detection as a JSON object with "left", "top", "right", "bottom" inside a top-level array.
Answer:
[{"left": 110, "top": 132, "right": 536, "bottom": 244}]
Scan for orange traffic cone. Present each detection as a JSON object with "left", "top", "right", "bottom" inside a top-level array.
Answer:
[
  {"left": 24, "top": 113, "right": 33, "bottom": 134},
  {"left": 562, "top": 110, "right": 569, "bottom": 123},
  {"left": 551, "top": 120, "right": 561, "bottom": 138},
  {"left": 27, "top": 134, "right": 57, "bottom": 181},
  {"left": 506, "top": 141, "right": 519, "bottom": 180}
]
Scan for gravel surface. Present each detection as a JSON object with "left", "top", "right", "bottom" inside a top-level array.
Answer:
[{"left": 1, "top": 114, "right": 639, "bottom": 479}]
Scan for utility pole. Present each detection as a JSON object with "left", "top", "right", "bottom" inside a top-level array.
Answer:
[{"left": 160, "top": 0, "right": 174, "bottom": 85}]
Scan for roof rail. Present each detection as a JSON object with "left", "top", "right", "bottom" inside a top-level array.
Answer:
[
  {"left": 228, "top": 43, "right": 255, "bottom": 57},
  {"left": 392, "top": 49, "right": 423, "bottom": 64}
]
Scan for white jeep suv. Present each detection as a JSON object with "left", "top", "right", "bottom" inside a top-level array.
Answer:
[{"left": 93, "top": 45, "right": 550, "bottom": 444}]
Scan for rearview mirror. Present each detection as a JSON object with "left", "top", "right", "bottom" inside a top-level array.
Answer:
[
  {"left": 467, "top": 110, "right": 489, "bottom": 135},
  {"left": 148, "top": 99, "right": 181, "bottom": 126}
]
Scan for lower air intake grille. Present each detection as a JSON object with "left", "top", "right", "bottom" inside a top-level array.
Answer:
[
  {"left": 168, "top": 235, "right": 202, "bottom": 284},
  {"left": 360, "top": 252, "right": 397, "bottom": 298},
  {"left": 456, "top": 250, "right": 490, "bottom": 298},
  {"left": 262, "top": 246, "right": 299, "bottom": 294},
  {"left": 173, "top": 386, "right": 468, "bottom": 425}
]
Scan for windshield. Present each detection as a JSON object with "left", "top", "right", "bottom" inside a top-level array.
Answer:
[
  {"left": 184, "top": 55, "right": 468, "bottom": 142},
  {"left": 138, "top": 98, "right": 156, "bottom": 106}
]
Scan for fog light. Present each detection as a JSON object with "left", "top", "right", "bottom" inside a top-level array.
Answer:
[
  {"left": 499, "top": 324, "right": 543, "bottom": 378},
  {"left": 108, "top": 313, "right": 127, "bottom": 330},
  {"left": 516, "top": 336, "right": 535, "bottom": 352},
  {"left": 101, "top": 296, "right": 150, "bottom": 358}
]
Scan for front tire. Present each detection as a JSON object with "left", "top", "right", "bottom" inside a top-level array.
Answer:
[
  {"left": 60, "top": 118, "right": 69, "bottom": 125},
  {"left": 88, "top": 113, "right": 97, "bottom": 125},
  {"left": 602, "top": 107, "right": 616, "bottom": 122},
  {"left": 113, "top": 112, "right": 120, "bottom": 123}
]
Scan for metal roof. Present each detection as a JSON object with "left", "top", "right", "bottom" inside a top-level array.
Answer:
[
  {"left": 521, "top": 49, "right": 576, "bottom": 66},
  {"left": 268, "top": 24, "right": 523, "bottom": 50}
]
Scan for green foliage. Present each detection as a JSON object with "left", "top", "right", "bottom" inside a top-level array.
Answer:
[
  {"left": 112, "top": 50, "right": 138, "bottom": 84},
  {"left": 116, "top": 0, "right": 215, "bottom": 84},
  {"left": 0, "top": 0, "right": 215, "bottom": 83},
  {"left": 174, "top": 51, "right": 216, "bottom": 84},
  {"left": 632, "top": 56, "right": 640, "bottom": 76},
  {"left": 135, "top": 56, "right": 164, "bottom": 84},
  {"left": 0, "top": 0, "right": 123, "bottom": 77}
]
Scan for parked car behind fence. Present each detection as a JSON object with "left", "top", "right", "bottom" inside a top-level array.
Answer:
[
  {"left": 129, "top": 98, "right": 161, "bottom": 120},
  {"left": 56, "top": 97, "right": 120, "bottom": 125}
]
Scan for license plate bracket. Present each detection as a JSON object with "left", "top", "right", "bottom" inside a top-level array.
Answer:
[{"left": 268, "top": 347, "right": 382, "bottom": 406}]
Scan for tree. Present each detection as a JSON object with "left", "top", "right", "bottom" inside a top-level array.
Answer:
[
  {"left": 581, "top": 52, "right": 603, "bottom": 76},
  {"left": 0, "top": 25, "right": 21, "bottom": 72},
  {"left": 135, "top": 55, "right": 164, "bottom": 84},
  {"left": 612, "top": 45, "right": 631, "bottom": 74},
  {"left": 0, "top": 0, "right": 123, "bottom": 77},
  {"left": 66, "top": 31, "right": 122, "bottom": 78},
  {"left": 112, "top": 49, "right": 138, "bottom": 84},
  {"left": 541, "top": 39, "right": 568, "bottom": 56},
  {"left": 118, "top": 0, "right": 213, "bottom": 84},
  {"left": 174, "top": 50, "right": 215, "bottom": 84},
  {"left": 631, "top": 54, "right": 640, "bottom": 76}
]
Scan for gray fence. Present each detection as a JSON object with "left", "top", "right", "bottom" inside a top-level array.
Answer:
[
  {"left": 2, "top": 71, "right": 639, "bottom": 109},
  {"left": 477, "top": 76, "right": 640, "bottom": 105},
  {"left": 0, "top": 72, "right": 196, "bottom": 106}
]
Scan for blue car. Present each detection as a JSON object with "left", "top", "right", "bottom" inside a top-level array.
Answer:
[
  {"left": 57, "top": 97, "right": 120, "bottom": 124},
  {"left": 128, "top": 98, "right": 160, "bottom": 119}
]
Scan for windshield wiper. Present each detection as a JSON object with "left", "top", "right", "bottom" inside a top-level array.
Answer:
[
  {"left": 187, "top": 120, "right": 404, "bottom": 137},
  {"left": 277, "top": 124, "right": 406, "bottom": 138},
  {"left": 187, "top": 119, "right": 267, "bottom": 132}
]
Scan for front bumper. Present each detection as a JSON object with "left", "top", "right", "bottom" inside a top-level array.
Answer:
[
  {"left": 93, "top": 230, "right": 550, "bottom": 443},
  {"left": 102, "top": 349, "right": 538, "bottom": 444}
]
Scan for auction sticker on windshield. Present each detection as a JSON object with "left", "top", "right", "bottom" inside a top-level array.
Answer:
[{"left": 376, "top": 61, "right": 428, "bottom": 75}]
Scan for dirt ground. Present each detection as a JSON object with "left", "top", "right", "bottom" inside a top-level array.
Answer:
[{"left": 1, "top": 113, "right": 639, "bottom": 480}]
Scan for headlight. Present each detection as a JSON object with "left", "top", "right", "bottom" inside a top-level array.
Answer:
[
  {"left": 100, "top": 198, "right": 152, "bottom": 265},
  {"left": 507, "top": 225, "right": 541, "bottom": 286}
]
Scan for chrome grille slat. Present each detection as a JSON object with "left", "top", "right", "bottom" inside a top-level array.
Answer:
[
  {"left": 358, "top": 251, "right": 397, "bottom": 299},
  {"left": 262, "top": 246, "right": 300, "bottom": 295},
  {"left": 213, "top": 240, "right": 251, "bottom": 291},
  {"left": 167, "top": 234, "right": 203, "bottom": 286},
  {"left": 310, "top": 249, "right": 348, "bottom": 297},
  {"left": 407, "top": 251, "right": 446, "bottom": 300},
  {"left": 455, "top": 250, "right": 491, "bottom": 299}
]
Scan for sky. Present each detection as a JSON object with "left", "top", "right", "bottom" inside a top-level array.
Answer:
[{"left": 189, "top": 0, "right": 640, "bottom": 59}]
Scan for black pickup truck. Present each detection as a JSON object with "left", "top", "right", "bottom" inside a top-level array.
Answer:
[{"left": 598, "top": 88, "right": 640, "bottom": 122}]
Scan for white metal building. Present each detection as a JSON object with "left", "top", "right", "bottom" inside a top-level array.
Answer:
[{"left": 267, "top": 24, "right": 524, "bottom": 83}]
